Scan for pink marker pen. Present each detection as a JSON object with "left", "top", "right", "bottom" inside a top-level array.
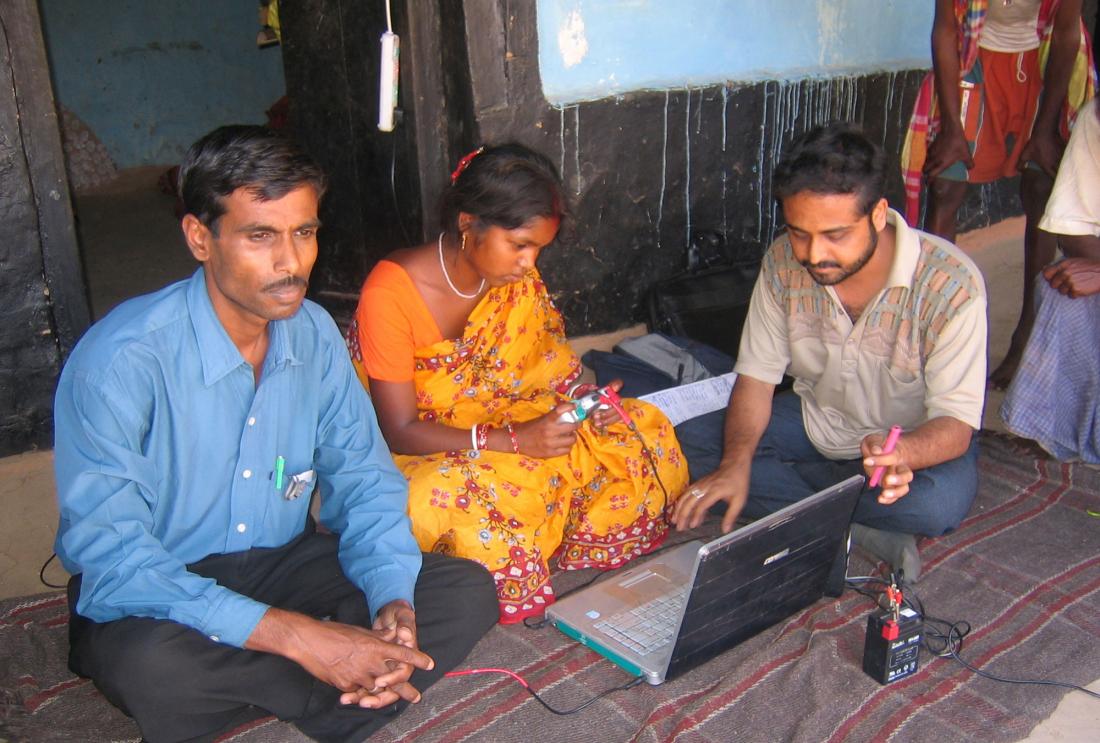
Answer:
[{"left": 868, "top": 425, "right": 903, "bottom": 489}]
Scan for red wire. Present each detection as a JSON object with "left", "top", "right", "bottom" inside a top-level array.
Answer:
[
  {"left": 598, "top": 387, "right": 635, "bottom": 429},
  {"left": 444, "top": 667, "right": 530, "bottom": 689},
  {"left": 445, "top": 665, "right": 646, "bottom": 715}
]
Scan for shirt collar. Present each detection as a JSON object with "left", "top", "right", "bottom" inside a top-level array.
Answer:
[
  {"left": 267, "top": 312, "right": 301, "bottom": 372},
  {"left": 186, "top": 267, "right": 301, "bottom": 387},
  {"left": 883, "top": 207, "right": 922, "bottom": 289}
]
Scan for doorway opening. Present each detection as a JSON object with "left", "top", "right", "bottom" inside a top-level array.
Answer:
[{"left": 40, "top": 1, "right": 286, "bottom": 319}]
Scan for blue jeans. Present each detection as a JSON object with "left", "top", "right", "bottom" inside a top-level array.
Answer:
[{"left": 677, "top": 392, "right": 979, "bottom": 536}]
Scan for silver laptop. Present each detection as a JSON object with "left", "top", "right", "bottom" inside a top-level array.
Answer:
[{"left": 547, "top": 475, "right": 864, "bottom": 684}]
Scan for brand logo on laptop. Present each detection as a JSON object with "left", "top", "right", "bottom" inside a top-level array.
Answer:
[{"left": 763, "top": 547, "right": 790, "bottom": 566}]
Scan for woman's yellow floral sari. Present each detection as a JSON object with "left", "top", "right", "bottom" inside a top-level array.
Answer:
[{"left": 377, "top": 271, "right": 687, "bottom": 623}]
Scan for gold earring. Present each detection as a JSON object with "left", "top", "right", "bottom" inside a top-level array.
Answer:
[{"left": 461, "top": 232, "right": 467, "bottom": 252}]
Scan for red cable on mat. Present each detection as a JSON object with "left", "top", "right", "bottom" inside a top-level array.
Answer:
[
  {"left": 444, "top": 667, "right": 530, "bottom": 688},
  {"left": 443, "top": 667, "right": 643, "bottom": 715}
]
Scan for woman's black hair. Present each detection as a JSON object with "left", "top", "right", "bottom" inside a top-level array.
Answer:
[
  {"left": 439, "top": 143, "right": 567, "bottom": 236},
  {"left": 772, "top": 123, "right": 886, "bottom": 215},
  {"left": 178, "top": 125, "right": 327, "bottom": 234}
]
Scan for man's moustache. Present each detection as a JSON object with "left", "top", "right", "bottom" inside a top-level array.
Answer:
[{"left": 263, "top": 276, "right": 308, "bottom": 292}]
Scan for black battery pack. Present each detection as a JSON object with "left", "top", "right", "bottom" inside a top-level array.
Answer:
[{"left": 862, "top": 606, "right": 922, "bottom": 684}]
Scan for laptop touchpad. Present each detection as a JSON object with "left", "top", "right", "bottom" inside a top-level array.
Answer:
[{"left": 608, "top": 568, "right": 676, "bottom": 602}]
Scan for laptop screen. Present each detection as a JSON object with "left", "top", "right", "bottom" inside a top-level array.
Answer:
[{"left": 665, "top": 475, "right": 864, "bottom": 680}]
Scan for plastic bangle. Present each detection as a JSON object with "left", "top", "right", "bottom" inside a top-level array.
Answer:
[
  {"left": 506, "top": 423, "right": 520, "bottom": 454},
  {"left": 470, "top": 425, "right": 479, "bottom": 451},
  {"left": 476, "top": 423, "right": 491, "bottom": 451}
]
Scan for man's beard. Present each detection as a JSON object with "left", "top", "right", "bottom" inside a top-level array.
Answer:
[{"left": 801, "top": 219, "right": 878, "bottom": 286}]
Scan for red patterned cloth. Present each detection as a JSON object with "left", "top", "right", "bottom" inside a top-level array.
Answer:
[{"left": 900, "top": 0, "right": 1095, "bottom": 225}]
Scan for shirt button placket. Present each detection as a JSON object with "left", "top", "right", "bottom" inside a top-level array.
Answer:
[
  {"left": 235, "top": 410, "right": 260, "bottom": 549},
  {"left": 234, "top": 460, "right": 253, "bottom": 545}
]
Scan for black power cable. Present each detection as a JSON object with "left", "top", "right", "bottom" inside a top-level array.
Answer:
[{"left": 39, "top": 552, "right": 66, "bottom": 589}]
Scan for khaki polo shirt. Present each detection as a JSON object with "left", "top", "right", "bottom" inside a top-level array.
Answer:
[{"left": 734, "top": 209, "right": 987, "bottom": 459}]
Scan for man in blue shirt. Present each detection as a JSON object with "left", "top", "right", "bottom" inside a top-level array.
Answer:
[{"left": 53, "top": 126, "right": 497, "bottom": 742}]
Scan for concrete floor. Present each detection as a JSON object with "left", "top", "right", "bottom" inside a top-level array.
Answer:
[
  {"left": 1, "top": 173, "right": 1096, "bottom": 738},
  {"left": 74, "top": 165, "right": 197, "bottom": 320}
]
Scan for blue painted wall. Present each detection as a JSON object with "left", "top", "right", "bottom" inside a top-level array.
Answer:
[
  {"left": 537, "top": 0, "right": 934, "bottom": 105},
  {"left": 40, "top": 1, "right": 285, "bottom": 167}
]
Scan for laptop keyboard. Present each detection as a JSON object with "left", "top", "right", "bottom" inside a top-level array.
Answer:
[{"left": 593, "top": 586, "right": 687, "bottom": 655}]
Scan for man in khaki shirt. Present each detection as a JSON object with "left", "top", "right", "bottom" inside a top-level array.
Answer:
[{"left": 673, "top": 124, "right": 987, "bottom": 582}]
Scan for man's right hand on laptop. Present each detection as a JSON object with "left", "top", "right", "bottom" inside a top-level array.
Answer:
[{"left": 672, "top": 464, "right": 750, "bottom": 533}]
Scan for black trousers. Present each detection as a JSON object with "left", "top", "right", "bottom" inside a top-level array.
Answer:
[{"left": 67, "top": 531, "right": 498, "bottom": 743}]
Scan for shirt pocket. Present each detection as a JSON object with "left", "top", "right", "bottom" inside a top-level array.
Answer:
[{"left": 875, "top": 363, "right": 926, "bottom": 426}]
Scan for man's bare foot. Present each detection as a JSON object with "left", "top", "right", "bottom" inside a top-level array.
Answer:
[{"left": 989, "top": 343, "right": 1024, "bottom": 390}]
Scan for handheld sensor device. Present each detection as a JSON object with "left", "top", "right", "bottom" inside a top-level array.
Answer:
[
  {"left": 559, "top": 387, "right": 613, "bottom": 424},
  {"left": 558, "top": 386, "right": 634, "bottom": 427}
]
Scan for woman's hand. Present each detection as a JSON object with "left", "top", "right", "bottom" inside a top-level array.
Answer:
[
  {"left": 587, "top": 379, "right": 625, "bottom": 430},
  {"left": 513, "top": 405, "right": 580, "bottom": 458}
]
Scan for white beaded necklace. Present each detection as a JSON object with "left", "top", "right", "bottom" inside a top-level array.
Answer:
[{"left": 437, "top": 232, "right": 485, "bottom": 299}]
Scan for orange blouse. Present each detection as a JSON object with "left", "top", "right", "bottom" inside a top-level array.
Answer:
[{"left": 349, "top": 260, "right": 443, "bottom": 383}]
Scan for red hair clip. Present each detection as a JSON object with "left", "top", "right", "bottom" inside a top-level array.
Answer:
[{"left": 450, "top": 146, "right": 485, "bottom": 184}]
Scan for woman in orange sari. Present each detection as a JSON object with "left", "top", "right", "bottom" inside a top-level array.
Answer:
[{"left": 347, "top": 144, "right": 688, "bottom": 623}]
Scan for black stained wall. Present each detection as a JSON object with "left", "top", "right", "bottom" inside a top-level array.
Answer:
[
  {"left": 0, "top": 2, "right": 89, "bottom": 456},
  {"left": 283, "top": 1, "right": 1024, "bottom": 336},
  {"left": 462, "top": 2, "right": 1021, "bottom": 335},
  {"left": 488, "top": 77, "right": 1019, "bottom": 334},
  {"left": 279, "top": 0, "right": 428, "bottom": 326},
  {"left": 0, "top": 101, "right": 59, "bottom": 454}
]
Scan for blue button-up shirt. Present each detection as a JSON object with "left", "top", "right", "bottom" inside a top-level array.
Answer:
[{"left": 54, "top": 268, "right": 420, "bottom": 648}]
